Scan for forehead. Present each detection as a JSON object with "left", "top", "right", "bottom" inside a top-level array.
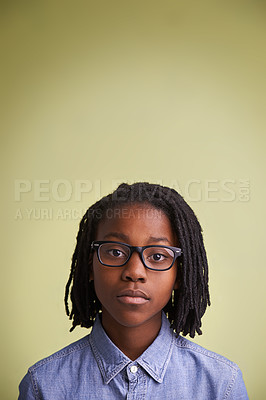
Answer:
[{"left": 95, "top": 203, "right": 176, "bottom": 244}]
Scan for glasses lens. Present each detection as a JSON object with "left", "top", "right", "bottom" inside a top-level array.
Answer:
[
  {"left": 99, "top": 242, "right": 130, "bottom": 266},
  {"left": 143, "top": 246, "right": 174, "bottom": 270}
]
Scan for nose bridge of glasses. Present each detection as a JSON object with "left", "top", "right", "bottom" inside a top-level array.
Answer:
[
  {"left": 127, "top": 245, "right": 147, "bottom": 268},
  {"left": 131, "top": 245, "right": 144, "bottom": 255}
]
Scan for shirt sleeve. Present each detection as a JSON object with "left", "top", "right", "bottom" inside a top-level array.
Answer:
[
  {"left": 18, "top": 372, "right": 37, "bottom": 400},
  {"left": 226, "top": 368, "right": 249, "bottom": 400}
]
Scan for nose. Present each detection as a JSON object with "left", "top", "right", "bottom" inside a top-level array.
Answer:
[{"left": 121, "top": 251, "right": 147, "bottom": 282}]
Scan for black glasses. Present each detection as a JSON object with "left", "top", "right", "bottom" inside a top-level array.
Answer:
[{"left": 91, "top": 241, "right": 182, "bottom": 271}]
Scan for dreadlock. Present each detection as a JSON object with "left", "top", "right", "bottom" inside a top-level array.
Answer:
[{"left": 64, "top": 182, "right": 210, "bottom": 338}]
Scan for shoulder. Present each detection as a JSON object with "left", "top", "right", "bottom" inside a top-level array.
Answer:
[
  {"left": 28, "top": 334, "right": 92, "bottom": 373},
  {"left": 20, "top": 314, "right": 104, "bottom": 392},
  {"left": 169, "top": 335, "right": 249, "bottom": 399},
  {"left": 19, "top": 334, "right": 95, "bottom": 399},
  {"left": 173, "top": 335, "right": 239, "bottom": 371}
]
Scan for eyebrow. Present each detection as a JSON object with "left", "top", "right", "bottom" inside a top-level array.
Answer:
[
  {"left": 103, "top": 232, "right": 171, "bottom": 244},
  {"left": 148, "top": 236, "right": 171, "bottom": 244},
  {"left": 103, "top": 232, "right": 129, "bottom": 241}
]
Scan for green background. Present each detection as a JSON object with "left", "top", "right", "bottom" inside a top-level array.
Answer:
[{"left": 1, "top": 1, "right": 265, "bottom": 399}]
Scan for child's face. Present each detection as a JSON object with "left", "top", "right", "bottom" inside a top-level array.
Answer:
[{"left": 91, "top": 203, "right": 179, "bottom": 331}]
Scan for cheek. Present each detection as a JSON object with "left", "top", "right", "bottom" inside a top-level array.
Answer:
[
  {"left": 92, "top": 274, "right": 107, "bottom": 306},
  {"left": 165, "top": 270, "right": 178, "bottom": 293},
  {"left": 152, "top": 270, "right": 177, "bottom": 297},
  {"left": 92, "top": 266, "right": 106, "bottom": 290},
  {"left": 92, "top": 265, "right": 117, "bottom": 301}
]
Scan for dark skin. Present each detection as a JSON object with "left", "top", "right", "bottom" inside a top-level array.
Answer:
[{"left": 90, "top": 204, "right": 179, "bottom": 360}]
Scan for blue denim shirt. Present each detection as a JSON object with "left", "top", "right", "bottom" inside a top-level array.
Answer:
[{"left": 19, "top": 313, "right": 248, "bottom": 399}]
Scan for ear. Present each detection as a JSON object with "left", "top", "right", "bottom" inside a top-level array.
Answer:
[
  {"left": 89, "top": 268, "right": 94, "bottom": 281},
  {"left": 173, "top": 278, "right": 179, "bottom": 290},
  {"left": 173, "top": 267, "right": 181, "bottom": 290},
  {"left": 88, "top": 252, "right": 94, "bottom": 281}
]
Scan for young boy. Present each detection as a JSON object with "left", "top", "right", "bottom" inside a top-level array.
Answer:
[{"left": 19, "top": 182, "right": 249, "bottom": 399}]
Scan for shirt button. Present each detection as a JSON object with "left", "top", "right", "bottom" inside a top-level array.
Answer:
[{"left": 130, "top": 365, "right": 138, "bottom": 374}]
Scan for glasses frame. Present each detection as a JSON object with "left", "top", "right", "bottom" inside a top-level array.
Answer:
[{"left": 91, "top": 240, "right": 182, "bottom": 271}]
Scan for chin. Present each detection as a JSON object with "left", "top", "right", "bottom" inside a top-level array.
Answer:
[{"left": 107, "top": 308, "right": 161, "bottom": 329}]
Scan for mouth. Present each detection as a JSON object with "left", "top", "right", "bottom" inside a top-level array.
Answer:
[{"left": 117, "top": 289, "right": 150, "bottom": 305}]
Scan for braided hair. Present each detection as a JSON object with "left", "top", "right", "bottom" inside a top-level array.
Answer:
[{"left": 64, "top": 182, "right": 210, "bottom": 338}]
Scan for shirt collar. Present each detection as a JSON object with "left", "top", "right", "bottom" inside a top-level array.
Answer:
[{"left": 89, "top": 312, "right": 175, "bottom": 384}]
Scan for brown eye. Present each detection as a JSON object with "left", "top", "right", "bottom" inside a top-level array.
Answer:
[
  {"left": 108, "top": 249, "right": 124, "bottom": 258},
  {"left": 143, "top": 247, "right": 174, "bottom": 270},
  {"left": 99, "top": 243, "right": 130, "bottom": 265},
  {"left": 151, "top": 253, "right": 165, "bottom": 262}
]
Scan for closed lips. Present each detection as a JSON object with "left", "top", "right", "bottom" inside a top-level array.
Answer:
[{"left": 117, "top": 289, "right": 150, "bottom": 300}]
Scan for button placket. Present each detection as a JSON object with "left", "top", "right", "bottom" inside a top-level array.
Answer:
[
  {"left": 130, "top": 365, "right": 138, "bottom": 374},
  {"left": 127, "top": 363, "right": 139, "bottom": 383}
]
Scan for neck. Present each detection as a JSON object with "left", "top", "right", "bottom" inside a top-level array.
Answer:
[{"left": 101, "top": 311, "right": 162, "bottom": 360}]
